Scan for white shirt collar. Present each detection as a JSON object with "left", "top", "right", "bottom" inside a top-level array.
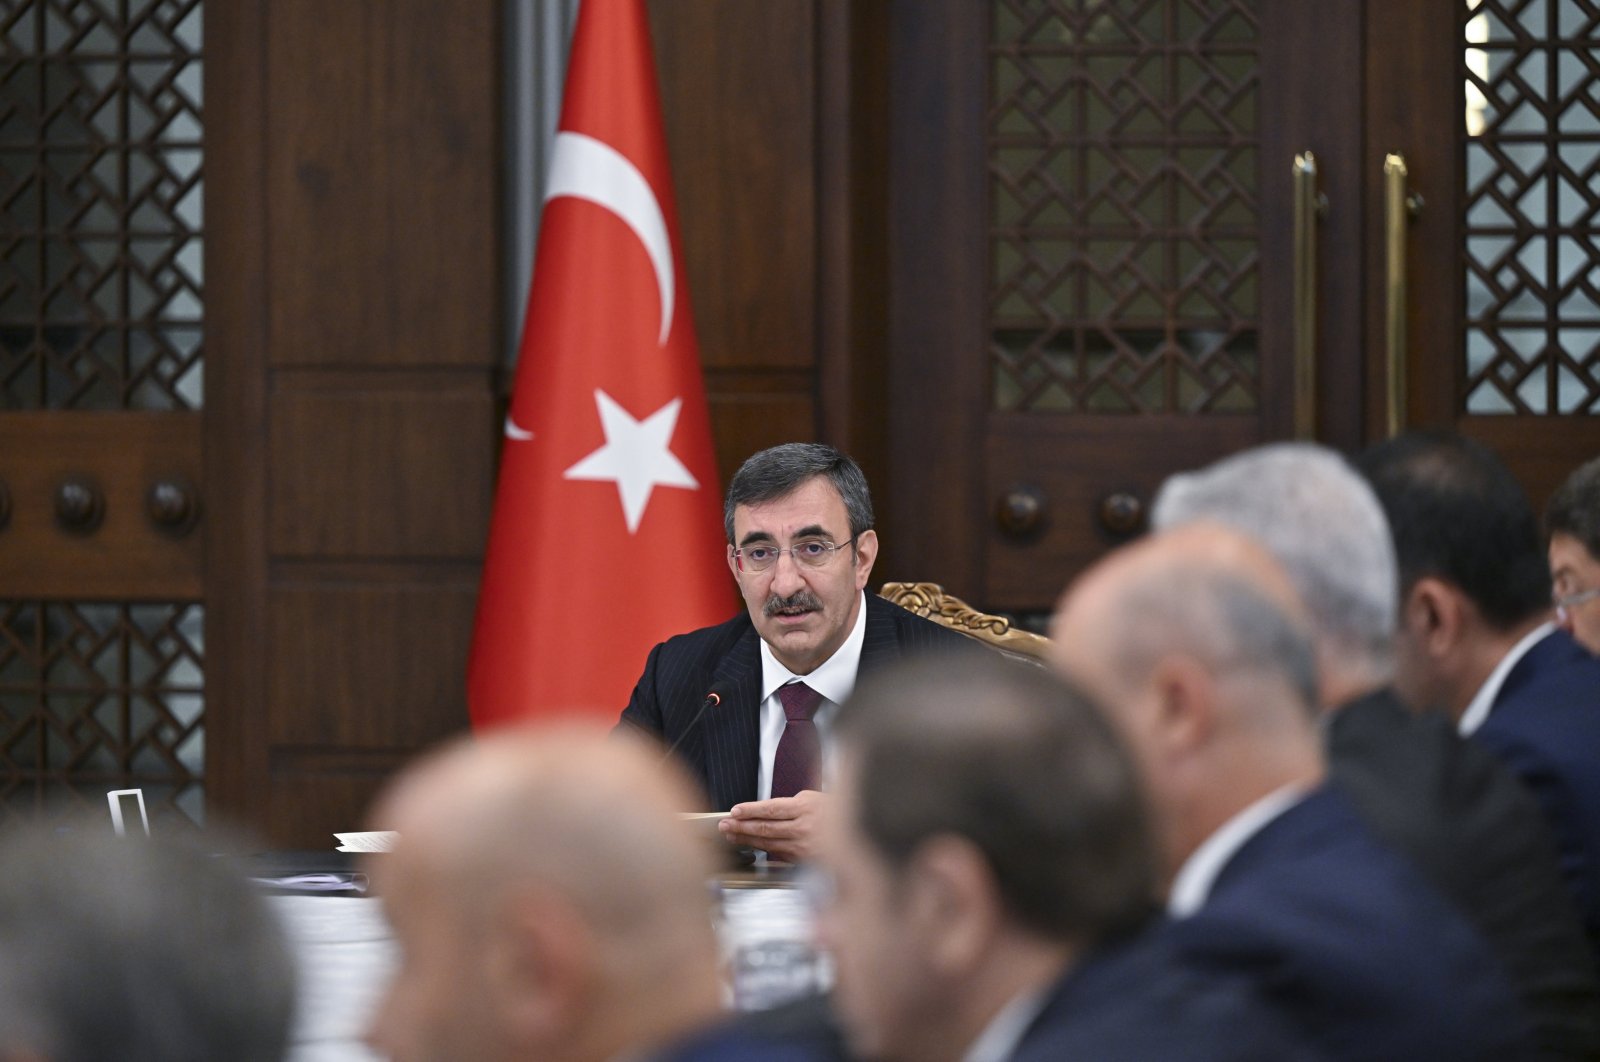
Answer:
[
  {"left": 1458, "top": 621, "right": 1556, "bottom": 736},
  {"left": 758, "top": 591, "right": 869, "bottom": 705},
  {"left": 961, "top": 983, "right": 1051, "bottom": 1062},
  {"left": 1168, "top": 783, "right": 1308, "bottom": 918}
]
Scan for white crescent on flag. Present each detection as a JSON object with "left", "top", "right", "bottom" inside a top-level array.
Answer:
[{"left": 545, "top": 130, "right": 676, "bottom": 346}]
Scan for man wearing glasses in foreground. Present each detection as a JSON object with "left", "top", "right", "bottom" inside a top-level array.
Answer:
[{"left": 618, "top": 443, "right": 974, "bottom": 862}]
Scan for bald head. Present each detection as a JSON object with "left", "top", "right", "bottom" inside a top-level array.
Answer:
[
  {"left": 366, "top": 725, "right": 723, "bottom": 1062},
  {"left": 1052, "top": 524, "right": 1319, "bottom": 719},
  {"left": 379, "top": 725, "right": 711, "bottom": 927},
  {"left": 1050, "top": 526, "right": 1325, "bottom": 877}
]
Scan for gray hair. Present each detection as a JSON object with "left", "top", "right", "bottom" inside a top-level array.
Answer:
[
  {"left": 1152, "top": 443, "right": 1397, "bottom": 678},
  {"left": 0, "top": 821, "right": 296, "bottom": 1062},
  {"left": 723, "top": 443, "right": 874, "bottom": 543},
  {"left": 839, "top": 656, "right": 1158, "bottom": 943}
]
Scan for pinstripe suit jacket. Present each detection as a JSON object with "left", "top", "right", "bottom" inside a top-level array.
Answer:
[{"left": 617, "top": 594, "right": 977, "bottom": 809}]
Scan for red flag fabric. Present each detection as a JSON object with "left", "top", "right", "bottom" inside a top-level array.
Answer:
[{"left": 468, "top": 0, "right": 736, "bottom": 729}]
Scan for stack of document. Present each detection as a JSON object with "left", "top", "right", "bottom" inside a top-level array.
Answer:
[
  {"left": 334, "top": 831, "right": 399, "bottom": 853},
  {"left": 251, "top": 872, "right": 368, "bottom": 894}
]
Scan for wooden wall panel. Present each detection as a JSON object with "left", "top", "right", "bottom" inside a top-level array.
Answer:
[
  {"left": 267, "top": 388, "right": 495, "bottom": 558},
  {"left": 266, "top": 758, "right": 412, "bottom": 843},
  {"left": 267, "top": 584, "right": 475, "bottom": 747},
  {"left": 649, "top": 0, "right": 858, "bottom": 484},
  {"left": 264, "top": 0, "right": 497, "bottom": 368},
  {"left": 650, "top": 0, "right": 817, "bottom": 373},
  {"left": 209, "top": 1, "right": 501, "bottom": 846}
]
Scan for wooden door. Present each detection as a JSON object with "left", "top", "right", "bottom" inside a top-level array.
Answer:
[
  {"left": 886, "top": 0, "right": 1365, "bottom": 613},
  {"left": 1371, "top": 0, "right": 1600, "bottom": 504},
  {"left": 1, "top": 1, "right": 207, "bottom": 828},
  {"left": 886, "top": 0, "right": 1599, "bottom": 615}
]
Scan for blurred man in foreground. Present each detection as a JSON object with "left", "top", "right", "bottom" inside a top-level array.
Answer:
[
  {"left": 814, "top": 655, "right": 1318, "bottom": 1062},
  {"left": 1051, "top": 524, "right": 1530, "bottom": 1060},
  {"left": 1360, "top": 431, "right": 1600, "bottom": 953},
  {"left": 1547, "top": 454, "right": 1600, "bottom": 655},
  {"left": 0, "top": 820, "right": 296, "bottom": 1062},
  {"left": 365, "top": 725, "right": 729, "bottom": 1062},
  {"left": 1154, "top": 443, "right": 1599, "bottom": 1056}
]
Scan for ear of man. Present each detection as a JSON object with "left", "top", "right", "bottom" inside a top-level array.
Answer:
[
  {"left": 1406, "top": 577, "right": 1468, "bottom": 660},
  {"left": 1150, "top": 654, "right": 1219, "bottom": 756},
  {"left": 493, "top": 886, "right": 597, "bottom": 1049},
  {"left": 905, "top": 834, "right": 1002, "bottom": 980},
  {"left": 851, "top": 529, "right": 880, "bottom": 587}
]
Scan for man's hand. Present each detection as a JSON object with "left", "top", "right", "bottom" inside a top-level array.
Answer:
[{"left": 719, "top": 790, "right": 826, "bottom": 863}]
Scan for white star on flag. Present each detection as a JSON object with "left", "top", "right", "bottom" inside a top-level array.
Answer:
[{"left": 563, "top": 389, "right": 700, "bottom": 533}]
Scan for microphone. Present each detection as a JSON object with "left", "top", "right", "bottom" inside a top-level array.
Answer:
[{"left": 659, "top": 687, "right": 724, "bottom": 766}]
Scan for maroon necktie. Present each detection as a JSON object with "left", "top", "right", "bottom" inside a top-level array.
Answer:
[{"left": 771, "top": 682, "right": 824, "bottom": 798}]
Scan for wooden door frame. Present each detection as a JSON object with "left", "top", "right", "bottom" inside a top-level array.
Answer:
[{"left": 204, "top": 0, "right": 271, "bottom": 826}]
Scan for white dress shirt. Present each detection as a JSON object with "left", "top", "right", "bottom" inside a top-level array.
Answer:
[
  {"left": 1457, "top": 621, "right": 1556, "bottom": 736},
  {"left": 960, "top": 984, "right": 1051, "bottom": 1062},
  {"left": 754, "top": 591, "right": 868, "bottom": 800},
  {"left": 1167, "top": 783, "right": 1309, "bottom": 918}
]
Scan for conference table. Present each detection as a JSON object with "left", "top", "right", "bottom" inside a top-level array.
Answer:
[{"left": 261, "top": 858, "right": 825, "bottom": 1062}]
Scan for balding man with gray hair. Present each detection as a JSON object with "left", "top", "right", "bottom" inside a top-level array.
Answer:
[
  {"left": 1152, "top": 443, "right": 1600, "bottom": 1056},
  {"left": 1051, "top": 524, "right": 1530, "bottom": 1060}
]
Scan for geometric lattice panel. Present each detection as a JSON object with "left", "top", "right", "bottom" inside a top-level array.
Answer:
[
  {"left": 1463, "top": 0, "right": 1600, "bottom": 414},
  {"left": 0, "top": 601, "right": 203, "bottom": 827},
  {"left": 989, "top": 0, "right": 1260, "bottom": 414},
  {"left": 0, "top": 0, "right": 203, "bottom": 410}
]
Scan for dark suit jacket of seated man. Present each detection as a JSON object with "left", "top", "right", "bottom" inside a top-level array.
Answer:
[
  {"left": 619, "top": 592, "right": 977, "bottom": 811},
  {"left": 616, "top": 443, "right": 977, "bottom": 860}
]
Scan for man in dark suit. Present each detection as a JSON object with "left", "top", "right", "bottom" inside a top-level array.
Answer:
[
  {"left": 1154, "top": 442, "right": 1600, "bottom": 1057},
  {"left": 1050, "top": 524, "right": 1531, "bottom": 1060},
  {"left": 810, "top": 655, "right": 1316, "bottom": 1062},
  {"left": 1360, "top": 431, "right": 1600, "bottom": 955},
  {"left": 618, "top": 443, "right": 973, "bottom": 862}
]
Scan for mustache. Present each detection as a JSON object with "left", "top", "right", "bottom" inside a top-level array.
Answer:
[{"left": 764, "top": 590, "right": 823, "bottom": 617}]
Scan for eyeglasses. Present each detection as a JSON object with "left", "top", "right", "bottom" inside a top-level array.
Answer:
[
  {"left": 732, "top": 536, "right": 857, "bottom": 574},
  {"left": 1554, "top": 586, "right": 1600, "bottom": 622}
]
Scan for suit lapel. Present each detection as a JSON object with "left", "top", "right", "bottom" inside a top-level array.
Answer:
[
  {"left": 701, "top": 625, "right": 763, "bottom": 810},
  {"left": 1494, "top": 627, "right": 1570, "bottom": 710},
  {"left": 857, "top": 594, "right": 903, "bottom": 681}
]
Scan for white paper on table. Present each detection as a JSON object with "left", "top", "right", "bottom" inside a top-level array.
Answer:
[
  {"left": 269, "top": 896, "right": 398, "bottom": 1057},
  {"left": 252, "top": 873, "right": 368, "bottom": 894},
  {"left": 332, "top": 831, "right": 399, "bottom": 853}
]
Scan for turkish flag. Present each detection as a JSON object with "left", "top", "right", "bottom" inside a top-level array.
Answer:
[{"left": 468, "top": 0, "right": 736, "bottom": 729}]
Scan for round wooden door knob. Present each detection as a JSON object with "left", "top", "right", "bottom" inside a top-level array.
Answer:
[
  {"left": 996, "top": 485, "right": 1048, "bottom": 538},
  {"left": 1098, "top": 491, "right": 1145, "bottom": 535},
  {"left": 55, "top": 478, "right": 105, "bottom": 534},
  {"left": 147, "top": 479, "right": 200, "bottom": 535}
]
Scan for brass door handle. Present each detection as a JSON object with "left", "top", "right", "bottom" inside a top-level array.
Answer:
[
  {"left": 1383, "top": 153, "right": 1422, "bottom": 438},
  {"left": 1292, "top": 151, "right": 1325, "bottom": 439}
]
